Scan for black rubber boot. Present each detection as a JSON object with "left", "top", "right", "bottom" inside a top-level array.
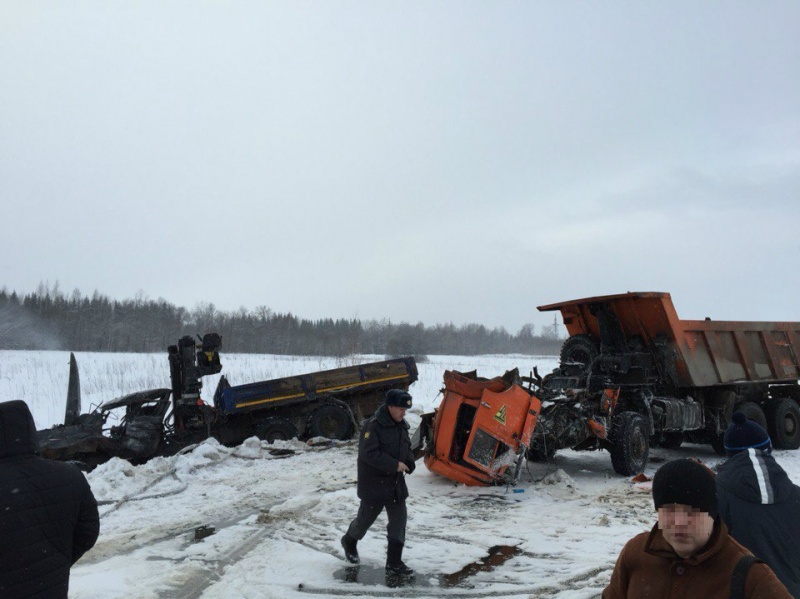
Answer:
[
  {"left": 385, "top": 540, "right": 414, "bottom": 576},
  {"left": 341, "top": 533, "right": 360, "bottom": 564}
]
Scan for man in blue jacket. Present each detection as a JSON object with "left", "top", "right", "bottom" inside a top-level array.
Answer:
[
  {"left": 0, "top": 400, "right": 100, "bottom": 599},
  {"left": 717, "top": 411, "right": 800, "bottom": 597},
  {"left": 341, "top": 389, "right": 416, "bottom": 576}
]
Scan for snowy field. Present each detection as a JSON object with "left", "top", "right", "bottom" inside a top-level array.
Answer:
[{"left": 4, "top": 350, "right": 800, "bottom": 599}]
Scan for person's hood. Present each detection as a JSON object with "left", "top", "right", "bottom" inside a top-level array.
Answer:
[
  {"left": 0, "top": 400, "right": 39, "bottom": 458},
  {"left": 716, "top": 447, "right": 795, "bottom": 505}
]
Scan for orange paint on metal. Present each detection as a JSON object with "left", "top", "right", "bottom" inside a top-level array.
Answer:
[
  {"left": 538, "top": 291, "right": 800, "bottom": 388},
  {"left": 587, "top": 419, "right": 607, "bottom": 439},
  {"left": 423, "top": 369, "right": 541, "bottom": 486},
  {"left": 602, "top": 387, "right": 620, "bottom": 414}
]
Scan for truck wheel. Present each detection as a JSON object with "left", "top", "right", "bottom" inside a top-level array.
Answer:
[
  {"left": 255, "top": 418, "right": 298, "bottom": 443},
  {"left": 609, "top": 412, "right": 649, "bottom": 476},
  {"left": 766, "top": 399, "right": 800, "bottom": 449},
  {"left": 734, "top": 401, "right": 768, "bottom": 432},
  {"left": 306, "top": 403, "right": 355, "bottom": 440},
  {"left": 559, "top": 334, "right": 599, "bottom": 376}
]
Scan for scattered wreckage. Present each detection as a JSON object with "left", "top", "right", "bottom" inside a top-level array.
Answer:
[
  {"left": 38, "top": 291, "right": 800, "bottom": 485},
  {"left": 37, "top": 334, "right": 417, "bottom": 469}
]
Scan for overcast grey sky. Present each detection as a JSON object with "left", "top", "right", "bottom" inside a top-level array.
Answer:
[{"left": 1, "top": 2, "right": 798, "bottom": 334}]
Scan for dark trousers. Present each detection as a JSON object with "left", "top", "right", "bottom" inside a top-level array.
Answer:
[{"left": 346, "top": 498, "right": 407, "bottom": 545}]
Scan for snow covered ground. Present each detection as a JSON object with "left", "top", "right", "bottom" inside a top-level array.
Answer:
[{"left": 4, "top": 350, "right": 800, "bottom": 599}]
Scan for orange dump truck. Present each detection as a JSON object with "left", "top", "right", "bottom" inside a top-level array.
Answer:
[
  {"left": 529, "top": 291, "right": 800, "bottom": 475},
  {"left": 415, "top": 369, "right": 540, "bottom": 486}
]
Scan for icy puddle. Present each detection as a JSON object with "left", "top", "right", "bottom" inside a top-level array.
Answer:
[{"left": 332, "top": 544, "right": 522, "bottom": 590}]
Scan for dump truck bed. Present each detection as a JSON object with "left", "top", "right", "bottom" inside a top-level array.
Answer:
[
  {"left": 215, "top": 356, "right": 418, "bottom": 414},
  {"left": 538, "top": 291, "right": 800, "bottom": 388}
]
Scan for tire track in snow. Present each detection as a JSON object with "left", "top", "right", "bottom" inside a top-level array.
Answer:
[
  {"left": 84, "top": 441, "right": 331, "bottom": 566},
  {"left": 167, "top": 477, "right": 358, "bottom": 599}
]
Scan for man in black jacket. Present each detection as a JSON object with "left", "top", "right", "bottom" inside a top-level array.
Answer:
[
  {"left": 0, "top": 400, "right": 100, "bottom": 599},
  {"left": 717, "top": 411, "right": 800, "bottom": 597},
  {"left": 341, "top": 389, "right": 416, "bottom": 576}
]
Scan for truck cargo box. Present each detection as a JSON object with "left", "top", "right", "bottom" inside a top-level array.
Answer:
[
  {"left": 539, "top": 291, "right": 800, "bottom": 388},
  {"left": 213, "top": 356, "right": 418, "bottom": 443},
  {"left": 216, "top": 357, "right": 418, "bottom": 414}
]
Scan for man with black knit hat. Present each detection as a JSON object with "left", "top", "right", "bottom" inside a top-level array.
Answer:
[
  {"left": 717, "top": 411, "right": 800, "bottom": 597},
  {"left": 341, "top": 388, "right": 416, "bottom": 577},
  {"left": 603, "top": 458, "right": 791, "bottom": 598}
]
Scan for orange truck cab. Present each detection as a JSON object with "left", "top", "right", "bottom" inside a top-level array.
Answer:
[{"left": 418, "top": 369, "right": 541, "bottom": 486}]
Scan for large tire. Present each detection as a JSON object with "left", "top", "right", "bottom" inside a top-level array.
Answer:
[
  {"left": 765, "top": 399, "right": 800, "bottom": 450},
  {"left": 735, "top": 401, "right": 768, "bottom": 432},
  {"left": 255, "top": 418, "right": 297, "bottom": 443},
  {"left": 306, "top": 403, "right": 355, "bottom": 440},
  {"left": 609, "top": 412, "right": 650, "bottom": 476},
  {"left": 559, "top": 334, "right": 599, "bottom": 376}
]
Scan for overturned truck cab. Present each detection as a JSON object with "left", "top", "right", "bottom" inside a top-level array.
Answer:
[
  {"left": 38, "top": 389, "right": 173, "bottom": 466},
  {"left": 417, "top": 369, "right": 540, "bottom": 486}
]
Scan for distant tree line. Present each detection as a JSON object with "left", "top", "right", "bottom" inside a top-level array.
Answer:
[{"left": 0, "top": 284, "right": 564, "bottom": 356}]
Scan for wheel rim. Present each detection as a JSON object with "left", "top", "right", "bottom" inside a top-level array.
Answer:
[
  {"left": 320, "top": 415, "right": 340, "bottom": 437},
  {"left": 784, "top": 413, "right": 798, "bottom": 436}
]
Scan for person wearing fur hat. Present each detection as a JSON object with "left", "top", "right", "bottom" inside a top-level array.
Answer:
[
  {"left": 603, "top": 458, "right": 791, "bottom": 598},
  {"left": 341, "top": 388, "right": 416, "bottom": 577},
  {"left": 717, "top": 411, "right": 800, "bottom": 597}
]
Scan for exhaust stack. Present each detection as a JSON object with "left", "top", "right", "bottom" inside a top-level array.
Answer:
[{"left": 64, "top": 352, "right": 81, "bottom": 425}]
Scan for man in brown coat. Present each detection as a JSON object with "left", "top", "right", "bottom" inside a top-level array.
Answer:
[{"left": 603, "top": 458, "right": 791, "bottom": 599}]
